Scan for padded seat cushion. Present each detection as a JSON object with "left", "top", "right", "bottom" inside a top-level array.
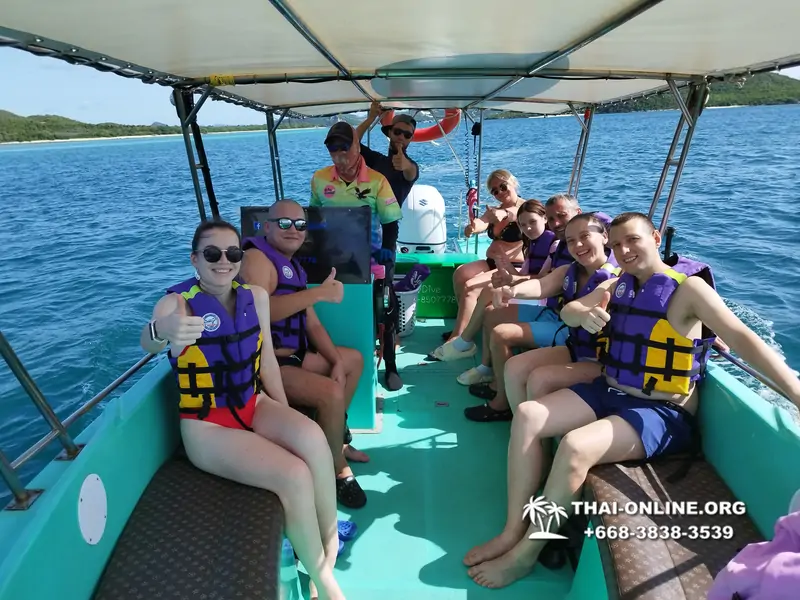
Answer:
[
  {"left": 93, "top": 455, "right": 285, "bottom": 600},
  {"left": 583, "top": 459, "right": 764, "bottom": 600}
]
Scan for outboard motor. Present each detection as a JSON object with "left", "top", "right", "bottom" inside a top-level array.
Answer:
[{"left": 397, "top": 184, "right": 447, "bottom": 255}]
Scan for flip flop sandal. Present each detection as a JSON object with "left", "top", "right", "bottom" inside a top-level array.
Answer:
[
  {"left": 464, "top": 402, "right": 513, "bottom": 422},
  {"left": 336, "top": 475, "right": 367, "bottom": 509},
  {"left": 468, "top": 382, "right": 497, "bottom": 400},
  {"left": 338, "top": 519, "right": 358, "bottom": 541}
]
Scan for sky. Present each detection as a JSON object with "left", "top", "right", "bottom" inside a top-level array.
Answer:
[{"left": 2, "top": 46, "right": 800, "bottom": 126}]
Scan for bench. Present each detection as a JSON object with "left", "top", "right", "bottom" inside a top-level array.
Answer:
[
  {"left": 582, "top": 458, "right": 764, "bottom": 600},
  {"left": 93, "top": 454, "right": 285, "bottom": 600}
]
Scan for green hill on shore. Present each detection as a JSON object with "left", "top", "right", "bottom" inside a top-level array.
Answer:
[{"left": 2, "top": 73, "right": 799, "bottom": 143}]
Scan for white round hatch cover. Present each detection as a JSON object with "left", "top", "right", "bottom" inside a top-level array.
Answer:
[{"left": 78, "top": 473, "right": 107, "bottom": 545}]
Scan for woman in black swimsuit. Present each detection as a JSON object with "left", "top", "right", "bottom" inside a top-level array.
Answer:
[{"left": 449, "top": 169, "right": 525, "bottom": 342}]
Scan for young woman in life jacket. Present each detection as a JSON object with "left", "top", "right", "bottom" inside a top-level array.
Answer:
[
  {"left": 139, "top": 219, "right": 345, "bottom": 600},
  {"left": 430, "top": 199, "right": 556, "bottom": 365},
  {"left": 502, "top": 213, "right": 622, "bottom": 413},
  {"left": 464, "top": 212, "right": 800, "bottom": 590},
  {"left": 460, "top": 212, "right": 618, "bottom": 422}
]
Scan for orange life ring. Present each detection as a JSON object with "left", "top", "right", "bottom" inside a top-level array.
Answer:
[{"left": 380, "top": 108, "right": 461, "bottom": 143}]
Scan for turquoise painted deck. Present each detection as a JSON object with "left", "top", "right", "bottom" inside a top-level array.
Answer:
[
  {"left": 2, "top": 247, "right": 800, "bottom": 600},
  {"left": 325, "top": 318, "right": 574, "bottom": 600}
]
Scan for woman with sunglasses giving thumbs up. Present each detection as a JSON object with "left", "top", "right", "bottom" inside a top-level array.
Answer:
[{"left": 140, "top": 218, "right": 346, "bottom": 600}]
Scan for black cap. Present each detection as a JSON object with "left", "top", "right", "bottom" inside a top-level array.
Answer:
[
  {"left": 381, "top": 113, "right": 417, "bottom": 136},
  {"left": 324, "top": 122, "right": 354, "bottom": 145}
]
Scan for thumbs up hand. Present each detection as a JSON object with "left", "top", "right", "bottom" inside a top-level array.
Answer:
[
  {"left": 581, "top": 290, "right": 611, "bottom": 334},
  {"left": 492, "top": 285, "right": 514, "bottom": 309},
  {"left": 156, "top": 304, "right": 205, "bottom": 347},
  {"left": 317, "top": 268, "right": 343, "bottom": 304},
  {"left": 392, "top": 144, "right": 409, "bottom": 171}
]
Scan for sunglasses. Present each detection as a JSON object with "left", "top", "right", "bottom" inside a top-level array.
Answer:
[
  {"left": 490, "top": 182, "right": 509, "bottom": 196},
  {"left": 199, "top": 245, "right": 243, "bottom": 263},
  {"left": 392, "top": 128, "right": 413, "bottom": 139},
  {"left": 268, "top": 217, "right": 308, "bottom": 231},
  {"left": 326, "top": 142, "right": 351, "bottom": 153}
]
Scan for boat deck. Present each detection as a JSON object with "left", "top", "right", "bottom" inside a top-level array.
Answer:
[{"left": 313, "top": 318, "right": 573, "bottom": 600}]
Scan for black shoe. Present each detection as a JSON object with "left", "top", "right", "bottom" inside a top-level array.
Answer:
[
  {"left": 464, "top": 402, "right": 513, "bottom": 422},
  {"left": 384, "top": 369, "right": 403, "bottom": 391},
  {"left": 468, "top": 382, "right": 497, "bottom": 400},
  {"left": 336, "top": 475, "right": 367, "bottom": 509}
]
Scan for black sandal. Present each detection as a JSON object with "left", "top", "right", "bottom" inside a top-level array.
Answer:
[
  {"left": 468, "top": 382, "right": 497, "bottom": 400},
  {"left": 336, "top": 475, "right": 367, "bottom": 509},
  {"left": 464, "top": 402, "right": 513, "bottom": 422}
]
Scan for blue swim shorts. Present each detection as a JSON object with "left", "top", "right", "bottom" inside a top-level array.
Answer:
[
  {"left": 515, "top": 304, "right": 569, "bottom": 348},
  {"left": 568, "top": 377, "right": 693, "bottom": 459}
]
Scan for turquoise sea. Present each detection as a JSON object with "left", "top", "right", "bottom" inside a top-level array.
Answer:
[{"left": 1, "top": 104, "right": 799, "bottom": 499}]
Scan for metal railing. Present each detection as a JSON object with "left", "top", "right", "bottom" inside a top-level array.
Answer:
[
  {"left": 1, "top": 331, "right": 155, "bottom": 510},
  {"left": 713, "top": 348, "right": 792, "bottom": 403}
]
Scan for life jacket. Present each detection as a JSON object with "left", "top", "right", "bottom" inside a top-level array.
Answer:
[
  {"left": 549, "top": 239, "right": 574, "bottom": 269},
  {"left": 544, "top": 240, "right": 577, "bottom": 312},
  {"left": 562, "top": 260, "right": 621, "bottom": 360},
  {"left": 601, "top": 255, "right": 717, "bottom": 396},
  {"left": 242, "top": 236, "right": 309, "bottom": 352},
  {"left": 524, "top": 230, "right": 556, "bottom": 275},
  {"left": 165, "top": 278, "right": 262, "bottom": 430},
  {"left": 588, "top": 211, "right": 613, "bottom": 228}
]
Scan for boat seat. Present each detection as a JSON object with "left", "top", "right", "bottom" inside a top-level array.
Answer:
[
  {"left": 583, "top": 458, "right": 764, "bottom": 600},
  {"left": 92, "top": 453, "right": 285, "bottom": 600}
]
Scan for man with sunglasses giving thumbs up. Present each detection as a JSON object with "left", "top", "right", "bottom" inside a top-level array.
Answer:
[
  {"left": 356, "top": 100, "right": 419, "bottom": 208},
  {"left": 240, "top": 199, "right": 370, "bottom": 509}
]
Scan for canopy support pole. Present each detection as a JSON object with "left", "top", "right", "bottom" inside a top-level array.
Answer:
[
  {"left": 568, "top": 104, "right": 595, "bottom": 198},
  {"left": 474, "top": 109, "right": 484, "bottom": 255},
  {"left": 173, "top": 89, "right": 220, "bottom": 221},
  {"left": 647, "top": 81, "right": 708, "bottom": 235},
  {"left": 267, "top": 0, "right": 373, "bottom": 102},
  {"left": 266, "top": 110, "right": 288, "bottom": 203},
  {"left": 465, "top": 0, "right": 665, "bottom": 109}
]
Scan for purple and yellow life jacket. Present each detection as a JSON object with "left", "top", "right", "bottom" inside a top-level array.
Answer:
[
  {"left": 561, "top": 260, "right": 621, "bottom": 360},
  {"left": 242, "top": 236, "right": 309, "bottom": 353},
  {"left": 601, "top": 255, "right": 717, "bottom": 396},
  {"left": 165, "top": 278, "right": 262, "bottom": 430},
  {"left": 544, "top": 246, "right": 617, "bottom": 314}
]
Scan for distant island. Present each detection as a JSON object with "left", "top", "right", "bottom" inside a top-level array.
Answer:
[{"left": 2, "top": 73, "right": 799, "bottom": 144}]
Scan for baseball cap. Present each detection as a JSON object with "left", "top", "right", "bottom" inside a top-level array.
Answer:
[
  {"left": 324, "top": 122, "right": 354, "bottom": 146},
  {"left": 381, "top": 113, "right": 417, "bottom": 136}
]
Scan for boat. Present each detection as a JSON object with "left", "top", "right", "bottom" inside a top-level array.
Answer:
[{"left": 1, "top": 1, "right": 800, "bottom": 599}]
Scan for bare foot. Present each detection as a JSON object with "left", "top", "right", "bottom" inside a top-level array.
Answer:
[
  {"left": 467, "top": 546, "right": 539, "bottom": 589},
  {"left": 344, "top": 444, "right": 370, "bottom": 463},
  {"left": 463, "top": 531, "right": 522, "bottom": 566}
]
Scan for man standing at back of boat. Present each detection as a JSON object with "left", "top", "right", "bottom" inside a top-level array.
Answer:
[
  {"left": 355, "top": 100, "right": 420, "bottom": 207},
  {"left": 310, "top": 122, "right": 405, "bottom": 392}
]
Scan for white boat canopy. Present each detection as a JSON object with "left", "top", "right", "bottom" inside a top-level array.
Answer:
[{"left": 2, "top": 0, "right": 800, "bottom": 117}]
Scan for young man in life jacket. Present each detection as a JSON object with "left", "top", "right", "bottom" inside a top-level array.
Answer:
[
  {"left": 464, "top": 211, "right": 800, "bottom": 589},
  {"left": 311, "top": 122, "right": 405, "bottom": 392},
  {"left": 239, "top": 199, "right": 369, "bottom": 509},
  {"left": 459, "top": 193, "right": 584, "bottom": 421}
]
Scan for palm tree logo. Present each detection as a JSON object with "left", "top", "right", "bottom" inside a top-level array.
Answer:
[{"left": 522, "top": 496, "right": 569, "bottom": 540}]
